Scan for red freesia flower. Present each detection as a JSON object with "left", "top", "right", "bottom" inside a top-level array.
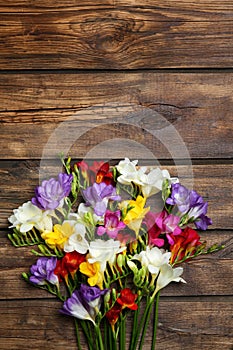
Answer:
[
  {"left": 54, "top": 251, "right": 86, "bottom": 281},
  {"left": 116, "top": 288, "right": 138, "bottom": 310},
  {"left": 106, "top": 303, "right": 122, "bottom": 326},
  {"left": 96, "top": 162, "right": 114, "bottom": 185},
  {"left": 170, "top": 227, "right": 202, "bottom": 264}
]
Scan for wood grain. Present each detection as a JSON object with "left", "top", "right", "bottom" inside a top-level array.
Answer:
[
  {"left": 0, "top": 5, "right": 233, "bottom": 69},
  {"left": 0, "top": 73, "right": 232, "bottom": 159},
  {"left": 0, "top": 0, "right": 232, "bottom": 16},
  {"left": 0, "top": 299, "right": 232, "bottom": 349},
  {"left": 0, "top": 1, "right": 232, "bottom": 349}
]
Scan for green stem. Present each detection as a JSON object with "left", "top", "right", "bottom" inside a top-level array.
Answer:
[
  {"left": 111, "top": 326, "right": 118, "bottom": 350},
  {"left": 131, "top": 295, "right": 152, "bottom": 349},
  {"left": 129, "top": 296, "right": 141, "bottom": 350},
  {"left": 119, "top": 314, "right": 126, "bottom": 350},
  {"left": 138, "top": 299, "right": 154, "bottom": 350},
  {"left": 74, "top": 319, "right": 82, "bottom": 350},
  {"left": 80, "top": 321, "right": 94, "bottom": 350},
  {"left": 95, "top": 325, "right": 104, "bottom": 350},
  {"left": 151, "top": 291, "right": 160, "bottom": 350}
]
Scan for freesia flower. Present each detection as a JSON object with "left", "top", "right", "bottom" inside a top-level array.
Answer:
[
  {"left": 41, "top": 221, "right": 74, "bottom": 250},
  {"left": 166, "top": 184, "right": 212, "bottom": 230},
  {"left": 116, "top": 158, "right": 147, "bottom": 186},
  {"left": 120, "top": 195, "right": 150, "bottom": 235},
  {"left": 133, "top": 246, "right": 171, "bottom": 277},
  {"left": 166, "top": 183, "right": 191, "bottom": 213},
  {"left": 96, "top": 162, "right": 114, "bottom": 185},
  {"left": 97, "top": 210, "right": 126, "bottom": 239},
  {"left": 54, "top": 251, "right": 86, "bottom": 281},
  {"left": 61, "top": 289, "right": 96, "bottom": 324},
  {"left": 116, "top": 288, "right": 138, "bottom": 310},
  {"left": 29, "top": 257, "right": 58, "bottom": 286},
  {"left": 64, "top": 222, "right": 89, "bottom": 254},
  {"left": 82, "top": 182, "right": 121, "bottom": 216},
  {"left": 195, "top": 214, "right": 212, "bottom": 230},
  {"left": 88, "top": 239, "right": 126, "bottom": 272},
  {"left": 32, "top": 173, "right": 73, "bottom": 210},
  {"left": 169, "top": 227, "right": 202, "bottom": 264},
  {"left": 79, "top": 261, "right": 103, "bottom": 289},
  {"left": 79, "top": 284, "right": 108, "bottom": 312},
  {"left": 141, "top": 168, "right": 178, "bottom": 198},
  {"left": 106, "top": 303, "right": 122, "bottom": 326},
  {"left": 8, "top": 201, "right": 53, "bottom": 233},
  {"left": 144, "top": 210, "right": 182, "bottom": 246},
  {"left": 154, "top": 264, "right": 186, "bottom": 294}
]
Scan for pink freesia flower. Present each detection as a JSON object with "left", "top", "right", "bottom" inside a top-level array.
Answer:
[
  {"left": 144, "top": 210, "right": 182, "bottom": 247},
  {"left": 97, "top": 210, "right": 126, "bottom": 239}
]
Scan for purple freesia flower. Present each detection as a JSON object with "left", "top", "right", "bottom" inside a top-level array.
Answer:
[
  {"left": 82, "top": 182, "right": 121, "bottom": 216},
  {"left": 32, "top": 173, "right": 73, "bottom": 210},
  {"left": 60, "top": 284, "right": 108, "bottom": 324},
  {"left": 166, "top": 183, "right": 212, "bottom": 230},
  {"left": 166, "top": 183, "right": 191, "bottom": 213},
  {"left": 97, "top": 210, "right": 126, "bottom": 239},
  {"left": 29, "top": 257, "right": 58, "bottom": 286},
  {"left": 195, "top": 214, "right": 213, "bottom": 230}
]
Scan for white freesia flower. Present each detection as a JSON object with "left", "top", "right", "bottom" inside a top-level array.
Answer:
[
  {"left": 8, "top": 201, "right": 53, "bottom": 233},
  {"left": 116, "top": 158, "right": 147, "bottom": 186},
  {"left": 64, "top": 222, "right": 89, "bottom": 254},
  {"left": 88, "top": 239, "right": 126, "bottom": 272},
  {"left": 154, "top": 264, "right": 186, "bottom": 294},
  {"left": 133, "top": 246, "right": 171, "bottom": 277},
  {"left": 141, "top": 168, "right": 178, "bottom": 198}
]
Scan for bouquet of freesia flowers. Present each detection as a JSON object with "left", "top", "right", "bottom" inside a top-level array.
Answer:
[{"left": 8, "top": 157, "right": 223, "bottom": 349}]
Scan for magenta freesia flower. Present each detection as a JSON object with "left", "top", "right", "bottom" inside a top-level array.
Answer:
[
  {"left": 97, "top": 210, "right": 126, "bottom": 239},
  {"left": 32, "top": 173, "right": 73, "bottom": 210},
  {"left": 29, "top": 257, "right": 58, "bottom": 286},
  {"left": 144, "top": 210, "right": 182, "bottom": 246},
  {"left": 82, "top": 182, "right": 121, "bottom": 216}
]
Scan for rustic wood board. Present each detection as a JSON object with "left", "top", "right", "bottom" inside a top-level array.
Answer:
[
  {"left": 0, "top": 2, "right": 233, "bottom": 69},
  {"left": 0, "top": 1, "right": 232, "bottom": 349},
  {"left": 0, "top": 299, "right": 232, "bottom": 349},
  {"left": 0, "top": 73, "right": 232, "bottom": 159}
]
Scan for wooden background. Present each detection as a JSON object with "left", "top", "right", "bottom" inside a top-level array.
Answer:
[{"left": 0, "top": 1, "right": 233, "bottom": 349}]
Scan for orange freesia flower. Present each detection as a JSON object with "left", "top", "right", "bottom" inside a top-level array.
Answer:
[{"left": 170, "top": 227, "right": 202, "bottom": 264}]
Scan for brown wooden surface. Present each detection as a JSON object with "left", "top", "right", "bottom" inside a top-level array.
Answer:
[
  {"left": 0, "top": 73, "right": 232, "bottom": 159},
  {"left": 0, "top": 2, "right": 233, "bottom": 69},
  {"left": 0, "top": 0, "right": 233, "bottom": 349}
]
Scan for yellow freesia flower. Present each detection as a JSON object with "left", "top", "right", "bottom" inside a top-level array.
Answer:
[
  {"left": 120, "top": 195, "right": 150, "bottom": 236},
  {"left": 79, "top": 261, "right": 103, "bottom": 289},
  {"left": 41, "top": 222, "right": 74, "bottom": 250}
]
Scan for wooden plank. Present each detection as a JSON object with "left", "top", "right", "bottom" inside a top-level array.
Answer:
[
  {"left": 0, "top": 73, "right": 232, "bottom": 159},
  {"left": 0, "top": 299, "right": 232, "bottom": 349},
  {"left": 0, "top": 6, "right": 232, "bottom": 69},
  {"left": 0, "top": 161, "right": 232, "bottom": 229},
  {"left": 0, "top": 0, "right": 232, "bottom": 17}
]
